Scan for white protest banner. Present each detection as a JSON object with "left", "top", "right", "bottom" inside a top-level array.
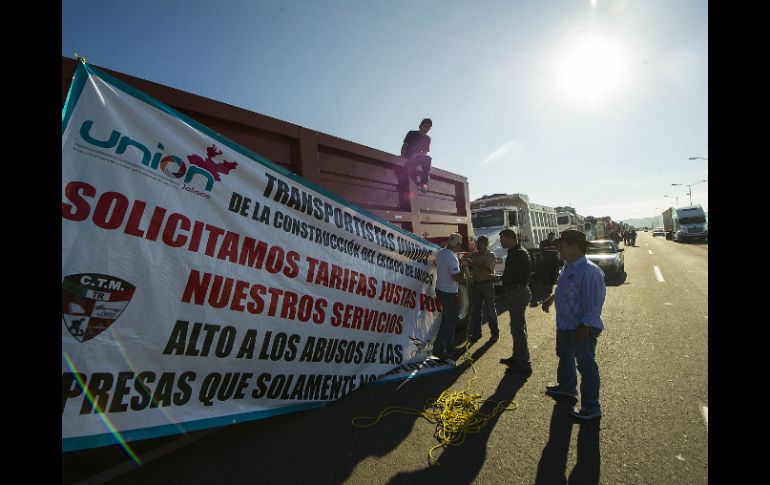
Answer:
[{"left": 62, "top": 62, "right": 452, "bottom": 452}]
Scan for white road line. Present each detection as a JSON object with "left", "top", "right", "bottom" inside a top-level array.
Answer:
[
  {"left": 654, "top": 266, "right": 665, "bottom": 282},
  {"left": 700, "top": 405, "right": 708, "bottom": 429},
  {"left": 648, "top": 250, "right": 653, "bottom": 255}
]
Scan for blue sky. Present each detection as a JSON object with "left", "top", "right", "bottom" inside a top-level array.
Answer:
[{"left": 62, "top": 0, "right": 707, "bottom": 220}]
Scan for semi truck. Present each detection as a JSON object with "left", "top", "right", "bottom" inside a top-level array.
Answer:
[{"left": 662, "top": 205, "right": 708, "bottom": 243}]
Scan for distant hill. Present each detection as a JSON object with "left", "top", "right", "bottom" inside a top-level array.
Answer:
[{"left": 620, "top": 216, "right": 663, "bottom": 229}]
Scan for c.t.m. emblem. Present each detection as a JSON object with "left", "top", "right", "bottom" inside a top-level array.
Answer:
[{"left": 62, "top": 274, "right": 136, "bottom": 343}]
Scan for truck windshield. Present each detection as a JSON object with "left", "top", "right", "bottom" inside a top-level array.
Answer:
[
  {"left": 472, "top": 210, "right": 505, "bottom": 228},
  {"left": 678, "top": 216, "right": 706, "bottom": 224}
]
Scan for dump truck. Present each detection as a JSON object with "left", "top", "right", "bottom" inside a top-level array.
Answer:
[
  {"left": 62, "top": 57, "right": 476, "bottom": 325},
  {"left": 468, "top": 193, "right": 560, "bottom": 305},
  {"left": 470, "top": 193, "right": 559, "bottom": 274},
  {"left": 62, "top": 57, "right": 473, "bottom": 249}
]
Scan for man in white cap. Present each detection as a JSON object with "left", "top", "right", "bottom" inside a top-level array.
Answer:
[
  {"left": 541, "top": 229, "right": 606, "bottom": 420},
  {"left": 432, "top": 232, "right": 466, "bottom": 359}
]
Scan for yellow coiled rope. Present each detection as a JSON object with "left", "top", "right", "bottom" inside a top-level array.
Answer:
[{"left": 352, "top": 341, "right": 518, "bottom": 466}]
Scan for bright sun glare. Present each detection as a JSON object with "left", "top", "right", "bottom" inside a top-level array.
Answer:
[{"left": 554, "top": 35, "right": 629, "bottom": 106}]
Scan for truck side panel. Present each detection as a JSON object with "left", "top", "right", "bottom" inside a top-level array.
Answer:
[{"left": 661, "top": 208, "right": 674, "bottom": 240}]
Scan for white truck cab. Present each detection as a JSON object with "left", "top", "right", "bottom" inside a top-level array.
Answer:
[
  {"left": 671, "top": 205, "right": 708, "bottom": 243},
  {"left": 470, "top": 194, "right": 560, "bottom": 277}
]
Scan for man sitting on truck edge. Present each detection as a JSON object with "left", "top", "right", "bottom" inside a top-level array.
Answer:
[{"left": 401, "top": 118, "right": 433, "bottom": 192}]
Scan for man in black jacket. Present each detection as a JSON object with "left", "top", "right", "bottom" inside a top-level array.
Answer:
[{"left": 498, "top": 229, "right": 532, "bottom": 373}]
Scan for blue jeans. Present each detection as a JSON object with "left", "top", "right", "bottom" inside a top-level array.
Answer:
[
  {"left": 504, "top": 285, "right": 532, "bottom": 366},
  {"left": 434, "top": 290, "right": 460, "bottom": 355},
  {"left": 470, "top": 281, "right": 499, "bottom": 338},
  {"left": 556, "top": 327, "right": 602, "bottom": 412},
  {"left": 407, "top": 154, "right": 432, "bottom": 185}
]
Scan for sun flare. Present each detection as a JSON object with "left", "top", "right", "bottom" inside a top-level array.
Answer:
[{"left": 553, "top": 35, "right": 630, "bottom": 106}]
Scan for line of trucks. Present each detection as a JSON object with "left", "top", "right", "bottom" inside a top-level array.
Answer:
[{"left": 61, "top": 57, "right": 629, "bottom": 336}]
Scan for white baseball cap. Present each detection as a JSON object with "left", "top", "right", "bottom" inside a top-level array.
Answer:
[{"left": 447, "top": 233, "right": 463, "bottom": 247}]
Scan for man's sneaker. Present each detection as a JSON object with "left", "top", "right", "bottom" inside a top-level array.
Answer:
[
  {"left": 571, "top": 407, "right": 602, "bottom": 420},
  {"left": 545, "top": 384, "right": 578, "bottom": 399}
]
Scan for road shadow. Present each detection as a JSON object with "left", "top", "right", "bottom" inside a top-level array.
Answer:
[
  {"left": 534, "top": 396, "right": 601, "bottom": 485},
  {"left": 535, "top": 398, "right": 576, "bottom": 485},
  {"left": 568, "top": 418, "right": 601, "bottom": 485},
  {"left": 73, "top": 346, "right": 497, "bottom": 485},
  {"left": 386, "top": 369, "right": 531, "bottom": 484}
]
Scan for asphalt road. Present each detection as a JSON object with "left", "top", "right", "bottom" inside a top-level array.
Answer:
[{"left": 64, "top": 232, "right": 708, "bottom": 485}]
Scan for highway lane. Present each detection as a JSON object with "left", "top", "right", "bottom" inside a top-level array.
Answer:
[
  {"left": 64, "top": 233, "right": 708, "bottom": 484},
  {"left": 591, "top": 232, "right": 708, "bottom": 484},
  {"left": 642, "top": 232, "right": 708, "bottom": 298}
]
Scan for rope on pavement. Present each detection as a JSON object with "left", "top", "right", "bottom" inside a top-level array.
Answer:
[{"left": 351, "top": 340, "right": 518, "bottom": 466}]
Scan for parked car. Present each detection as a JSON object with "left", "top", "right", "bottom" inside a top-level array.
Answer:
[
  {"left": 586, "top": 240, "right": 625, "bottom": 278},
  {"left": 652, "top": 227, "right": 665, "bottom": 237}
]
